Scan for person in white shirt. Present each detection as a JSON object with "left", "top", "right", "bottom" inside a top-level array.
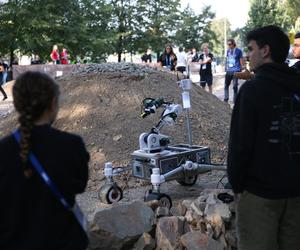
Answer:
[{"left": 176, "top": 47, "right": 187, "bottom": 74}]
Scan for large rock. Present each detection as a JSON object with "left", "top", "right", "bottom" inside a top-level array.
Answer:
[
  {"left": 156, "top": 216, "right": 185, "bottom": 250},
  {"left": 181, "top": 231, "right": 224, "bottom": 250},
  {"left": 89, "top": 200, "right": 154, "bottom": 250},
  {"left": 204, "top": 203, "right": 231, "bottom": 222},
  {"left": 133, "top": 233, "right": 155, "bottom": 250}
]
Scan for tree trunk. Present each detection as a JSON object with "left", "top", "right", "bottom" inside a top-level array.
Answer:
[
  {"left": 10, "top": 49, "right": 14, "bottom": 67},
  {"left": 156, "top": 52, "right": 160, "bottom": 63}
]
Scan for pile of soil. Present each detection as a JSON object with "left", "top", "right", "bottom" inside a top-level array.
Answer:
[{"left": 0, "top": 63, "right": 232, "bottom": 191}]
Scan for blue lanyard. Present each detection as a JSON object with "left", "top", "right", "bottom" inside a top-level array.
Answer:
[
  {"left": 13, "top": 129, "right": 71, "bottom": 209},
  {"left": 165, "top": 55, "right": 172, "bottom": 66},
  {"left": 13, "top": 129, "right": 88, "bottom": 232}
]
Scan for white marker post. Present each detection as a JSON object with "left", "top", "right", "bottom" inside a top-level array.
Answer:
[{"left": 179, "top": 79, "right": 192, "bottom": 146}]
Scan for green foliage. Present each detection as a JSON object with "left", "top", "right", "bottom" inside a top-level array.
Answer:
[
  {"left": 0, "top": 0, "right": 218, "bottom": 63},
  {"left": 134, "top": 0, "right": 182, "bottom": 59},
  {"left": 173, "top": 5, "right": 216, "bottom": 52},
  {"left": 245, "top": 0, "right": 292, "bottom": 35},
  {"left": 285, "top": 0, "right": 300, "bottom": 21},
  {"left": 284, "top": 0, "right": 300, "bottom": 31},
  {"left": 209, "top": 18, "right": 231, "bottom": 57}
]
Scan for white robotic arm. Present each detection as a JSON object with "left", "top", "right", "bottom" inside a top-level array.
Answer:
[{"left": 139, "top": 98, "right": 182, "bottom": 153}]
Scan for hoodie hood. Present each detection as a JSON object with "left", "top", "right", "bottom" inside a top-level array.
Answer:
[{"left": 254, "top": 63, "right": 300, "bottom": 92}]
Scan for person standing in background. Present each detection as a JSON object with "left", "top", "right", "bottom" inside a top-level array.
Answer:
[
  {"left": 191, "top": 47, "right": 199, "bottom": 62},
  {"left": 159, "top": 44, "right": 177, "bottom": 71},
  {"left": 141, "top": 48, "right": 152, "bottom": 63},
  {"left": 50, "top": 45, "right": 60, "bottom": 64},
  {"left": 198, "top": 43, "right": 213, "bottom": 94},
  {"left": 60, "top": 48, "right": 69, "bottom": 65},
  {"left": 176, "top": 47, "right": 187, "bottom": 74},
  {"left": 0, "top": 60, "right": 7, "bottom": 101},
  {"left": 0, "top": 59, "right": 9, "bottom": 85},
  {"left": 224, "top": 39, "right": 244, "bottom": 103}
]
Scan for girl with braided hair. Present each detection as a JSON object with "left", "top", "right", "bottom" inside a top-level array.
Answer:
[{"left": 0, "top": 71, "right": 90, "bottom": 250}]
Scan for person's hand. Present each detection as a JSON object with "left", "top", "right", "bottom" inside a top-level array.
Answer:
[{"left": 234, "top": 69, "right": 255, "bottom": 80}]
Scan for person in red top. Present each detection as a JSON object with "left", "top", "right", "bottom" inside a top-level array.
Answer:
[
  {"left": 50, "top": 45, "right": 60, "bottom": 64},
  {"left": 60, "top": 48, "right": 69, "bottom": 65}
]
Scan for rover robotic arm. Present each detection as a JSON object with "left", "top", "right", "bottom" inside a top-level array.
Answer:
[{"left": 139, "top": 98, "right": 182, "bottom": 153}]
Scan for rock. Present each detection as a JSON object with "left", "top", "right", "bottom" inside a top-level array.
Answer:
[
  {"left": 206, "top": 193, "right": 218, "bottom": 205},
  {"left": 181, "top": 199, "right": 193, "bottom": 211},
  {"left": 133, "top": 232, "right": 155, "bottom": 250},
  {"left": 185, "top": 210, "right": 196, "bottom": 224},
  {"left": 155, "top": 206, "right": 170, "bottom": 218},
  {"left": 204, "top": 205, "right": 224, "bottom": 239},
  {"left": 145, "top": 200, "right": 160, "bottom": 212},
  {"left": 113, "top": 134, "right": 123, "bottom": 141},
  {"left": 89, "top": 200, "right": 154, "bottom": 250},
  {"left": 204, "top": 203, "right": 231, "bottom": 222},
  {"left": 191, "top": 200, "right": 204, "bottom": 216},
  {"left": 197, "top": 195, "right": 207, "bottom": 202},
  {"left": 181, "top": 231, "right": 224, "bottom": 250},
  {"left": 156, "top": 216, "right": 185, "bottom": 250}
]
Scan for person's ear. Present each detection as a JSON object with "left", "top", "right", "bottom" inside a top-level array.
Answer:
[
  {"left": 261, "top": 45, "right": 271, "bottom": 59},
  {"left": 50, "top": 96, "right": 58, "bottom": 112}
]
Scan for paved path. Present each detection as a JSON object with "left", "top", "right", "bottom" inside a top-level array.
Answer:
[{"left": 190, "top": 72, "right": 245, "bottom": 107}]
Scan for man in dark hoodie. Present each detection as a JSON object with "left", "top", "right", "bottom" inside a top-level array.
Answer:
[{"left": 227, "top": 25, "right": 300, "bottom": 250}]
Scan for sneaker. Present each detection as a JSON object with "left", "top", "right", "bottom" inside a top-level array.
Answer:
[{"left": 2, "top": 96, "right": 7, "bottom": 101}]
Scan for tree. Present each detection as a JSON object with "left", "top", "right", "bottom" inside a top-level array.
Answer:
[
  {"left": 0, "top": 0, "right": 29, "bottom": 64},
  {"left": 209, "top": 18, "right": 232, "bottom": 57},
  {"left": 285, "top": 0, "right": 300, "bottom": 21},
  {"left": 284, "top": 0, "right": 300, "bottom": 31},
  {"left": 80, "top": 0, "right": 114, "bottom": 62},
  {"left": 173, "top": 5, "right": 215, "bottom": 52},
  {"left": 0, "top": 0, "right": 90, "bottom": 63},
  {"left": 134, "top": 0, "right": 181, "bottom": 60},
  {"left": 245, "top": 0, "right": 292, "bottom": 34}
]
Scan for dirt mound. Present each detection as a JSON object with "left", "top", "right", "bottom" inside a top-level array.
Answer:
[{"left": 0, "top": 63, "right": 232, "bottom": 191}]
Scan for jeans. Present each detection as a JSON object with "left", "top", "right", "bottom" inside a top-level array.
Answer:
[
  {"left": 236, "top": 191, "right": 300, "bottom": 250},
  {"left": 2, "top": 71, "right": 7, "bottom": 84},
  {"left": 224, "top": 71, "right": 239, "bottom": 103}
]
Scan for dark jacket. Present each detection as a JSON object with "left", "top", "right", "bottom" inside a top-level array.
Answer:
[
  {"left": 227, "top": 63, "right": 300, "bottom": 199},
  {"left": 0, "top": 124, "right": 90, "bottom": 250},
  {"left": 199, "top": 52, "right": 214, "bottom": 76},
  {"left": 159, "top": 53, "right": 177, "bottom": 71},
  {"left": 292, "top": 60, "right": 300, "bottom": 72}
]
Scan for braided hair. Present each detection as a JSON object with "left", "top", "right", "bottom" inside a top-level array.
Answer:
[{"left": 13, "top": 71, "right": 59, "bottom": 178}]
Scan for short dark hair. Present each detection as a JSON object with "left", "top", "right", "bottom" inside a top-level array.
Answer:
[
  {"left": 179, "top": 47, "right": 183, "bottom": 52},
  {"left": 227, "top": 39, "right": 236, "bottom": 46},
  {"left": 246, "top": 25, "right": 289, "bottom": 63},
  {"left": 295, "top": 32, "right": 300, "bottom": 39}
]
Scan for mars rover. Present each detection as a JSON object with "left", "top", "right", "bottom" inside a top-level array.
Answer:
[{"left": 98, "top": 79, "right": 227, "bottom": 208}]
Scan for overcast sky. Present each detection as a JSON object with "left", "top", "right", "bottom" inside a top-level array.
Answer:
[{"left": 181, "top": 0, "right": 250, "bottom": 29}]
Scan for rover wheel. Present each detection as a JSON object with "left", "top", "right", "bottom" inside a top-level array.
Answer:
[
  {"left": 176, "top": 174, "right": 198, "bottom": 186},
  {"left": 144, "top": 190, "right": 172, "bottom": 209},
  {"left": 157, "top": 193, "right": 172, "bottom": 209},
  {"left": 98, "top": 183, "right": 123, "bottom": 204}
]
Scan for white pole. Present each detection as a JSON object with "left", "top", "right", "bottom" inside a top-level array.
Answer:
[{"left": 224, "top": 18, "right": 227, "bottom": 58}]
